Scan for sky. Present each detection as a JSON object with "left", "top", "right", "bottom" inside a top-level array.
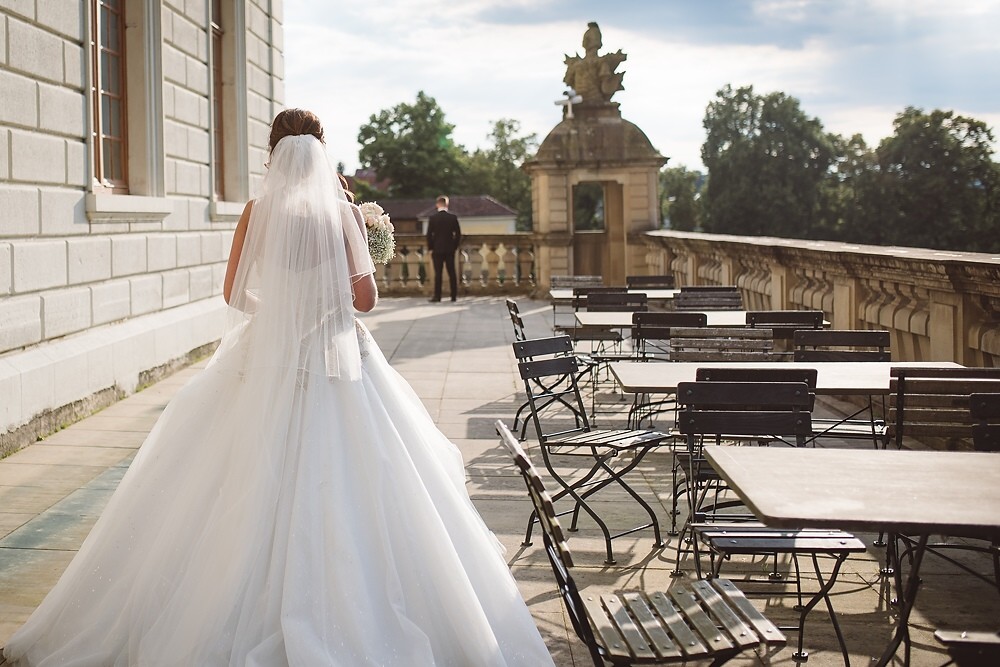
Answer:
[{"left": 282, "top": 0, "right": 1000, "bottom": 175}]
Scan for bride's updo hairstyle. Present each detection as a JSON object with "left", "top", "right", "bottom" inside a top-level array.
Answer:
[
  {"left": 268, "top": 108, "right": 325, "bottom": 153},
  {"left": 267, "top": 108, "right": 354, "bottom": 199}
]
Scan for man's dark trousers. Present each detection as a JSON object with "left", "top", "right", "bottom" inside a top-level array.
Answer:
[{"left": 431, "top": 251, "right": 457, "bottom": 301}]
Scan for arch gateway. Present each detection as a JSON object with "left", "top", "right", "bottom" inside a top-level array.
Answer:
[{"left": 524, "top": 22, "right": 668, "bottom": 290}]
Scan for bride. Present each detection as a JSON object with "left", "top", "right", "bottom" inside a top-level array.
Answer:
[{"left": 2, "top": 109, "right": 555, "bottom": 667}]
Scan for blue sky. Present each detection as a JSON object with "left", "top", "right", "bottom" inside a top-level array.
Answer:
[{"left": 283, "top": 0, "right": 1000, "bottom": 174}]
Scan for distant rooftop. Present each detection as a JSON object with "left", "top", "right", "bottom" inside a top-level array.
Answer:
[{"left": 381, "top": 195, "right": 516, "bottom": 220}]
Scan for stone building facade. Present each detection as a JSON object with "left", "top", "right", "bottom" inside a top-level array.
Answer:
[{"left": 0, "top": 0, "right": 284, "bottom": 453}]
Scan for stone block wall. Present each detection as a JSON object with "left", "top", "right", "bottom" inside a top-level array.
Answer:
[{"left": 0, "top": 1, "right": 284, "bottom": 453}]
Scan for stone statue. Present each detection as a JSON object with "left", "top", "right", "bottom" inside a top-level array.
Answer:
[{"left": 563, "top": 22, "right": 626, "bottom": 105}]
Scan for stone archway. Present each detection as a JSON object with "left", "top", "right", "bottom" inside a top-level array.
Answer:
[{"left": 523, "top": 23, "right": 668, "bottom": 290}]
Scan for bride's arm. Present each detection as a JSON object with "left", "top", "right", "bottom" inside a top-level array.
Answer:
[
  {"left": 344, "top": 201, "right": 378, "bottom": 312},
  {"left": 352, "top": 273, "right": 378, "bottom": 312},
  {"left": 224, "top": 201, "right": 253, "bottom": 305}
]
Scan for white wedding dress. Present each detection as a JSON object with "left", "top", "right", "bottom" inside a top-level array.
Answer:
[{"left": 3, "top": 136, "right": 555, "bottom": 667}]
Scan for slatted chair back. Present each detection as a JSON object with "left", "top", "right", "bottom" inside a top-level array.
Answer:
[
  {"left": 510, "top": 336, "right": 583, "bottom": 442},
  {"left": 888, "top": 368, "right": 1000, "bottom": 450},
  {"left": 630, "top": 312, "right": 707, "bottom": 361},
  {"left": 496, "top": 420, "right": 787, "bottom": 666},
  {"left": 570, "top": 286, "right": 629, "bottom": 311},
  {"left": 518, "top": 355, "right": 592, "bottom": 442},
  {"left": 970, "top": 393, "right": 1000, "bottom": 452},
  {"left": 695, "top": 367, "right": 817, "bottom": 412},
  {"left": 669, "top": 327, "right": 777, "bottom": 362},
  {"left": 676, "top": 381, "right": 814, "bottom": 446},
  {"left": 793, "top": 329, "right": 891, "bottom": 362},
  {"left": 586, "top": 291, "right": 649, "bottom": 313},
  {"left": 674, "top": 286, "right": 743, "bottom": 311},
  {"left": 505, "top": 298, "right": 527, "bottom": 341},
  {"left": 626, "top": 274, "right": 676, "bottom": 289},
  {"left": 551, "top": 275, "right": 604, "bottom": 290},
  {"left": 747, "top": 310, "right": 825, "bottom": 341},
  {"left": 512, "top": 335, "right": 576, "bottom": 362}
]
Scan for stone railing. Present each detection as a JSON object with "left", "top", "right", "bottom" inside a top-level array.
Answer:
[
  {"left": 375, "top": 233, "right": 536, "bottom": 296},
  {"left": 642, "top": 230, "right": 1000, "bottom": 366}
]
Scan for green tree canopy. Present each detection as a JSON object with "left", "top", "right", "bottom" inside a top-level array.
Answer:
[
  {"left": 659, "top": 166, "right": 704, "bottom": 231},
  {"left": 701, "top": 84, "right": 838, "bottom": 239},
  {"left": 357, "top": 91, "right": 462, "bottom": 198},
  {"left": 841, "top": 108, "right": 1000, "bottom": 251},
  {"left": 456, "top": 119, "right": 537, "bottom": 229}
]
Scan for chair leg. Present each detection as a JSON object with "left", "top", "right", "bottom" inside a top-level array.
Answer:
[
  {"left": 545, "top": 460, "right": 619, "bottom": 565},
  {"left": 791, "top": 553, "right": 851, "bottom": 666}
]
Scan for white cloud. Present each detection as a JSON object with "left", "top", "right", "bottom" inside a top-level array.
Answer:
[{"left": 283, "top": 0, "right": 1000, "bottom": 175}]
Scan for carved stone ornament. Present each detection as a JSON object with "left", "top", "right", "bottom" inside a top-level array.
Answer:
[{"left": 563, "top": 22, "right": 627, "bottom": 105}]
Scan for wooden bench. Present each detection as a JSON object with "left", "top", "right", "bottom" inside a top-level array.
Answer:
[{"left": 497, "top": 420, "right": 787, "bottom": 666}]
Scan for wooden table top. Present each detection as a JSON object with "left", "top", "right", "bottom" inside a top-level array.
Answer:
[
  {"left": 703, "top": 445, "right": 1000, "bottom": 539},
  {"left": 610, "top": 360, "right": 962, "bottom": 396},
  {"left": 550, "top": 288, "right": 679, "bottom": 302},
  {"left": 576, "top": 310, "right": 749, "bottom": 328}
]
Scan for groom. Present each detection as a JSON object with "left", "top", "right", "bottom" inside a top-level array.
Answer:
[{"left": 426, "top": 195, "right": 462, "bottom": 302}]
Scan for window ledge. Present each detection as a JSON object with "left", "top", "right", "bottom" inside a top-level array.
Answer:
[
  {"left": 210, "top": 200, "right": 247, "bottom": 223},
  {"left": 86, "top": 193, "right": 174, "bottom": 224}
]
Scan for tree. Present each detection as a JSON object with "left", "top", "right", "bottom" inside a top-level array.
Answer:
[
  {"left": 357, "top": 91, "right": 463, "bottom": 198},
  {"left": 659, "top": 166, "right": 704, "bottom": 231},
  {"left": 701, "top": 85, "right": 838, "bottom": 239},
  {"left": 843, "top": 108, "right": 1000, "bottom": 251},
  {"left": 456, "top": 119, "right": 537, "bottom": 230},
  {"left": 823, "top": 133, "right": 878, "bottom": 242}
]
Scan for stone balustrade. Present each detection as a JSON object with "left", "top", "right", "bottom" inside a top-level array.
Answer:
[
  {"left": 375, "top": 233, "right": 536, "bottom": 296},
  {"left": 642, "top": 230, "right": 1000, "bottom": 366}
]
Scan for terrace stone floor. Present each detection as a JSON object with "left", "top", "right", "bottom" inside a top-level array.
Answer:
[{"left": 1, "top": 296, "right": 997, "bottom": 665}]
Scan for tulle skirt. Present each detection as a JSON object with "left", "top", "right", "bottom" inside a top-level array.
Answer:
[{"left": 3, "top": 321, "right": 553, "bottom": 666}]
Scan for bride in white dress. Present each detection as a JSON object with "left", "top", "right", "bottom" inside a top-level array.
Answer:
[{"left": 2, "top": 109, "right": 555, "bottom": 667}]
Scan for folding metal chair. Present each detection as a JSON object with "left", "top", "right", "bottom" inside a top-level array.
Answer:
[
  {"left": 671, "top": 380, "right": 860, "bottom": 664},
  {"left": 510, "top": 335, "right": 594, "bottom": 441},
  {"left": 517, "top": 354, "right": 669, "bottom": 564},
  {"left": 497, "top": 420, "right": 787, "bottom": 666},
  {"left": 671, "top": 380, "right": 813, "bottom": 559},
  {"left": 794, "top": 329, "right": 891, "bottom": 448},
  {"left": 505, "top": 298, "right": 527, "bottom": 341},
  {"left": 885, "top": 370, "right": 1000, "bottom": 612},
  {"left": 625, "top": 312, "right": 708, "bottom": 429}
]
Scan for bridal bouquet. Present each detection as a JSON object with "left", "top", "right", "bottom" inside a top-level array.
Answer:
[{"left": 359, "top": 201, "right": 396, "bottom": 265}]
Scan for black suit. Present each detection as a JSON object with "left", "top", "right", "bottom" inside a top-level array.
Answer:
[{"left": 426, "top": 208, "right": 462, "bottom": 301}]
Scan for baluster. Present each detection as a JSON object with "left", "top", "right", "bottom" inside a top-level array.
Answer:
[{"left": 494, "top": 242, "right": 509, "bottom": 286}]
